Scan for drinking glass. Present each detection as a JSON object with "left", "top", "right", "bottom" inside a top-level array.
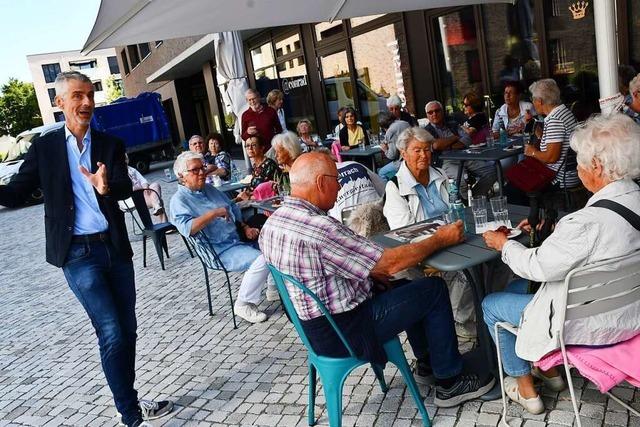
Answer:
[
  {"left": 358, "top": 138, "right": 366, "bottom": 150},
  {"left": 473, "top": 208, "right": 488, "bottom": 232},
  {"left": 486, "top": 133, "right": 495, "bottom": 148},
  {"left": 490, "top": 196, "right": 507, "bottom": 214},
  {"left": 470, "top": 195, "right": 487, "bottom": 214}
]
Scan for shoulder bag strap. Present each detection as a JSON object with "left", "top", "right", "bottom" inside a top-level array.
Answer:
[{"left": 591, "top": 199, "right": 640, "bottom": 232}]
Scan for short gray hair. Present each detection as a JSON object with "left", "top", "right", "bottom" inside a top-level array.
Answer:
[
  {"left": 188, "top": 134, "right": 204, "bottom": 145},
  {"left": 529, "top": 78, "right": 561, "bottom": 106},
  {"left": 174, "top": 151, "right": 204, "bottom": 178},
  {"left": 54, "top": 71, "right": 92, "bottom": 99},
  {"left": 386, "top": 94, "right": 402, "bottom": 108},
  {"left": 272, "top": 131, "right": 302, "bottom": 160},
  {"left": 425, "top": 100, "right": 443, "bottom": 112},
  {"left": 629, "top": 73, "right": 640, "bottom": 97},
  {"left": 245, "top": 88, "right": 260, "bottom": 99},
  {"left": 570, "top": 113, "right": 640, "bottom": 181},
  {"left": 396, "top": 126, "right": 434, "bottom": 151}
]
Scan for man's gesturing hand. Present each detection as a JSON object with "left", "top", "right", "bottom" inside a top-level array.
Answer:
[
  {"left": 433, "top": 220, "right": 465, "bottom": 247},
  {"left": 79, "top": 162, "right": 109, "bottom": 195}
]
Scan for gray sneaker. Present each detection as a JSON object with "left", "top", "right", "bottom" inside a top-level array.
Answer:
[
  {"left": 117, "top": 400, "right": 173, "bottom": 425},
  {"left": 435, "top": 374, "right": 495, "bottom": 407}
]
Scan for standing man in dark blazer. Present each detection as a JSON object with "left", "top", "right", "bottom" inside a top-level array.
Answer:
[{"left": 0, "top": 72, "right": 172, "bottom": 427}]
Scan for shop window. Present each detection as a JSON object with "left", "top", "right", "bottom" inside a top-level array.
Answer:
[
  {"left": 251, "top": 42, "right": 275, "bottom": 70},
  {"left": 628, "top": 0, "right": 640, "bottom": 70},
  {"left": 483, "top": 1, "right": 541, "bottom": 110},
  {"left": 320, "top": 50, "right": 353, "bottom": 129},
  {"left": 276, "top": 58, "right": 315, "bottom": 131},
  {"left": 315, "top": 21, "right": 344, "bottom": 42},
  {"left": 254, "top": 66, "right": 278, "bottom": 98},
  {"left": 275, "top": 33, "right": 301, "bottom": 58},
  {"left": 350, "top": 14, "right": 385, "bottom": 28},
  {"left": 351, "top": 23, "right": 413, "bottom": 132}
]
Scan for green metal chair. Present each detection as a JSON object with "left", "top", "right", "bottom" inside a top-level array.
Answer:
[{"left": 267, "top": 264, "right": 431, "bottom": 427}]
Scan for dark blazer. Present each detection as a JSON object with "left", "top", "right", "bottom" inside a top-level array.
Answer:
[{"left": 0, "top": 127, "right": 133, "bottom": 267}]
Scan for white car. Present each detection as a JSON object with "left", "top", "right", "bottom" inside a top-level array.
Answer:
[{"left": 0, "top": 123, "right": 64, "bottom": 204}]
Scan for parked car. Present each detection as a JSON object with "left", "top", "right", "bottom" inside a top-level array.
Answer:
[
  {"left": 324, "top": 77, "right": 388, "bottom": 132},
  {"left": 0, "top": 123, "right": 63, "bottom": 204}
]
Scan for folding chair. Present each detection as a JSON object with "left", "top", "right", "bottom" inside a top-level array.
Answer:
[
  {"left": 267, "top": 264, "right": 431, "bottom": 427},
  {"left": 126, "top": 188, "right": 193, "bottom": 270},
  {"left": 185, "top": 231, "right": 238, "bottom": 329},
  {"left": 495, "top": 250, "right": 640, "bottom": 427}
]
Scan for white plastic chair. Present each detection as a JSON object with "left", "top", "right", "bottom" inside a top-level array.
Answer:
[{"left": 494, "top": 250, "right": 640, "bottom": 427}]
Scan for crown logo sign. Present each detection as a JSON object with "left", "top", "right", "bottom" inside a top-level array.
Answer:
[{"left": 569, "top": 1, "right": 588, "bottom": 20}]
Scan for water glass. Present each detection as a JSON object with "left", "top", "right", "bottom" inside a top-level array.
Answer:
[
  {"left": 473, "top": 208, "right": 488, "bottom": 232},
  {"left": 164, "top": 168, "right": 172, "bottom": 180},
  {"left": 493, "top": 209, "right": 510, "bottom": 226},
  {"left": 486, "top": 134, "right": 495, "bottom": 148},
  {"left": 490, "top": 196, "right": 507, "bottom": 214},
  {"left": 470, "top": 195, "right": 487, "bottom": 214},
  {"left": 358, "top": 139, "right": 366, "bottom": 150}
]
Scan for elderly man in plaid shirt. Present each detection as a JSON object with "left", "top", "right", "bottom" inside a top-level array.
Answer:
[{"left": 259, "top": 152, "right": 494, "bottom": 408}]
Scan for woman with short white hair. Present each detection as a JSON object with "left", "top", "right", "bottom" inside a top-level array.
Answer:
[
  {"left": 482, "top": 113, "right": 640, "bottom": 415},
  {"left": 272, "top": 131, "right": 302, "bottom": 193}
]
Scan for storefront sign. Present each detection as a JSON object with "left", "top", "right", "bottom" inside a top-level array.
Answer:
[
  {"left": 569, "top": 1, "right": 588, "bottom": 20},
  {"left": 282, "top": 76, "right": 307, "bottom": 95}
]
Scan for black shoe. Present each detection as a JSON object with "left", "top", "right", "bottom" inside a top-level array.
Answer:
[
  {"left": 414, "top": 359, "right": 435, "bottom": 385},
  {"left": 434, "top": 374, "right": 496, "bottom": 407},
  {"left": 140, "top": 400, "right": 173, "bottom": 420}
]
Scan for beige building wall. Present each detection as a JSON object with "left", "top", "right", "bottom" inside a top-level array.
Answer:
[{"left": 27, "top": 48, "right": 120, "bottom": 124}]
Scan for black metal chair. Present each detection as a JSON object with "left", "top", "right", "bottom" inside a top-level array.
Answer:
[
  {"left": 126, "top": 188, "right": 193, "bottom": 270},
  {"left": 184, "top": 231, "right": 237, "bottom": 328}
]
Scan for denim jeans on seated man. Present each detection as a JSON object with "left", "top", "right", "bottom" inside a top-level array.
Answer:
[
  {"left": 62, "top": 241, "right": 140, "bottom": 426},
  {"left": 482, "top": 278, "right": 533, "bottom": 377}
]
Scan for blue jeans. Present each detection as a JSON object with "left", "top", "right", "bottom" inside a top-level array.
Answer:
[
  {"left": 482, "top": 279, "right": 534, "bottom": 377},
  {"left": 62, "top": 241, "right": 140, "bottom": 426},
  {"left": 371, "top": 277, "right": 462, "bottom": 379}
]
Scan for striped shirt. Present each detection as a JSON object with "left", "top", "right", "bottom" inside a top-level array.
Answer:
[
  {"left": 259, "top": 197, "right": 384, "bottom": 320},
  {"left": 541, "top": 104, "right": 579, "bottom": 188}
]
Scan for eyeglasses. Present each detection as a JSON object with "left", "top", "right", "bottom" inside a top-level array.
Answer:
[
  {"left": 185, "top": 166, "right": 206, "bottom": 175},
  {"left": 321, "top": 174, "right": 340, "bottom": 184},
  {"left": 426, "top": 109, "right": 442, "bottom": 115}
]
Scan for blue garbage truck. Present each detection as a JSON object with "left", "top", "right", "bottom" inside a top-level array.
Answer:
[{"left": 90, "top": 92, "right": 173, "bottom": 174}]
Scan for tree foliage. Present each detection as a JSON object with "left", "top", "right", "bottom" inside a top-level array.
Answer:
[
  {"left": 105, "top": 75, "right": 124, "bottom": 104},
  {"left": 0, "top": 78, "right": 42, "bottom": 136}
]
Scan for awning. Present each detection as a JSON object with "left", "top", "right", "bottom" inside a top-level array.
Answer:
[{"left": 82, "top": 0, "right": 513, "bottom": 54}]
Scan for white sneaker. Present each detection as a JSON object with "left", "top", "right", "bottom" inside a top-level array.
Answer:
[
  {"left": 531, "top": 367, "right": 566, "bottom": 392},
  {"left": 234, "top": 302, "right": 267, "bottom": 323},
  {"left": 503, "top": 376, "right": 544, "bottom": 415},
  {"left": 266, "top": 286, "right": 280, "bottom": 302}
]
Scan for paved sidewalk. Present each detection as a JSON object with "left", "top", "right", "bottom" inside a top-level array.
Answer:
[{"left": 0, "top": 161, "right": 638, "bottom": 427}]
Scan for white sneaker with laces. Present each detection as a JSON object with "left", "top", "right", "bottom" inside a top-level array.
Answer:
[
  {"left": 234, "top": 302, "right": 267, "bottom": 323},
  {"left": 503, "top": 376, "right": 544, "bottom": 415},
  {"left": 531, "top": 367, "right": 566, "bottom": 392},
  {"left": 266, "top": 286, "right": 280, "bottom": 302}
]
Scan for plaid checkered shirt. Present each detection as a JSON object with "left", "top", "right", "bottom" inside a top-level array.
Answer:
[{"left": 259, "top": 197, "right": 384, "bottom": 321}]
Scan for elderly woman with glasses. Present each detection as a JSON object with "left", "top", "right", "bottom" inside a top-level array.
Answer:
[
  {"left": 169, "top": 151, "right": 271, "bottom": 324},
  {"left": 482, "top": 114, "right": 640, "bottom": 415},
  {"left": 383, "top": 127, "right": 450, "bottom": 230}
]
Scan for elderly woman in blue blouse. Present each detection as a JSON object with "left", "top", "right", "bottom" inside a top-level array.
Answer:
[
  {"left": 383, "top": 127, "right": 449, "bottom": 230},
  {"left": 170, "top": 151, "right": 270, "bottom": 325},
  {"left": 481, "top": 113, "right": 640, "bottom": 415},
  {"left": 492, "top": 81, "right": 535, "bottom": 139}
]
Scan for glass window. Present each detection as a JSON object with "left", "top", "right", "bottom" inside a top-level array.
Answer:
[
  {"left": 254, "top": 66, "right": 278, "bottom": 98},
  {"left": 276, "top": 59, "right": 315, "bottom": 131},
  {"left": 432, "top": 8, "right": 483, "bottom": 118},
  {"left": 42, "top": 63, "right": 61, "bottom": 83},
  {"left": 93, "top": 81, "right": 103, "bottom": 92},
  {"left": 250, "top": 42, "right": 275, "bottom": 69},
  {"left": 120, "top": 50, "right": 130, "bottom": 74},
  {"left": 127, "top": 45, "right": 140, "bottom": 68},
  {"left": 275, "top": 33, "right": 301, "bottom": 58},
  {"left": 47, "top": 88, "right": 56, "bottom": 106},
  {"left": 350, "top": 14, "right": 385, "bottom": 27},
  {"left": 69, "top": 60, "right": 97, "bottom": 70},
  {"left": 138, "top": 43, "right": 151, "bottom": 59},
  {"left": 320, "top": 51, "right": 353, "bottom": 129},
  {"left": 155, "top": 40, "right": 163, "bottom": 47},
  {"left": 544, "top": 0, "right": 598, "bottom": 120},
  {"left": 351, "top": 23, "right": 412, "bottom": 132},
  {"left": 628, "top": 0, "right": 640, "bottom": 71},
  {"left": 107, "top": 56, "right": 120, "bottom": 74},
  {"left": 53, "top": 111, "right": 65, "bottom": 122},
  {"left": 483, "top": 1, "right": 541, "bottom": 107},
  {"left": 315, "top": 21, "right": 344, "bottom": 41}
]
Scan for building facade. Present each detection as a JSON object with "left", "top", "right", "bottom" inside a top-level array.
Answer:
[
  {"left": 118, "top": 0, "right": 640, "bottom": 146},
  {"left": 27, "top": 48, "right": 121, "bottom": 124}
]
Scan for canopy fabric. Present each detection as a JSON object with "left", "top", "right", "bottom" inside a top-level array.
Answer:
[{"left": 82, "top": 0, "right": 513, "bottom": 53}]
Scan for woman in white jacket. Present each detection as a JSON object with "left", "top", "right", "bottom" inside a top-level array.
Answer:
[
  {"left": 383, "top": 127, "right": 450, "bottom": 230},
  {"left": 482, "top": 113, "right": 640, "bottom": 414}
]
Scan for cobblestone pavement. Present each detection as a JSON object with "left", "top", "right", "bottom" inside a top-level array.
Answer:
[{"left": 1, "top": 161, "right": 638, "bottom": 427}]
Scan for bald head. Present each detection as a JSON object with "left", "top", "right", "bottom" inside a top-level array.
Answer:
[{"left": 290, "top": 152, "right": 340, "bottom": 211}]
